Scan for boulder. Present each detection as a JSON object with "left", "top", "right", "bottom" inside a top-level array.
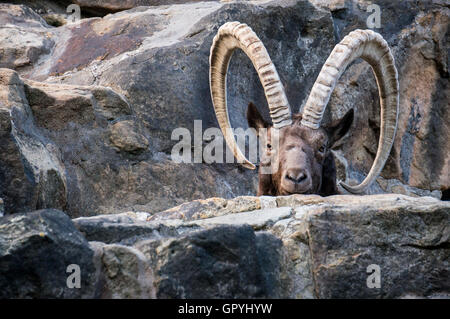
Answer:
[
  {"left": 0, "top": 68, "right": 67, "bottom": 214},
  {"left": 72, "top": 194, "right": 450, "bottom": 299},
  {"left": 90, "top": 242, "right": 156, "bottom": 298},
  {"left": 0, "top": 68, "right": 146, "bottom": 215},
  {"left": 136, "top": 225, "right": 284, "bottom": 298},
  {"left": 1, "top": 194, "right": 448, "bottom": 298},
  {"left": 0, "top": 4, "right": 55, "bottom": 70},
  {"left": 0, "top": 209, "right": 98, "bottom": 298},
  {"left": 109, "top": 120, "right": 149, "bottom": 153}
]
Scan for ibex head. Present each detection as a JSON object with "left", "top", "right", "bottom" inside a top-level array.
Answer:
[{"left": 209, "top": 22, "right": 398, "bottom": 196}]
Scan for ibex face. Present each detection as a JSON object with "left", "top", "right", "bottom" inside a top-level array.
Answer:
[
  {"left": 247, "top": 103, "right": 354, "bottom": 196},
  {"left": 210, "top": 22, "right": 399, "bottom": 196}
]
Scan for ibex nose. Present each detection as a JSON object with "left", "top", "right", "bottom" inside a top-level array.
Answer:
[{"left": 285, "top": 169, "right": 308, "bottom": 184}]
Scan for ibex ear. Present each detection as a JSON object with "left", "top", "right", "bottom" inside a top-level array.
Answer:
[
  {"left": 247, "top": 102, "right": 269, "bottom": 132},
  {"left": 326, "top": 108, "right": 354, "bottom": 147}
]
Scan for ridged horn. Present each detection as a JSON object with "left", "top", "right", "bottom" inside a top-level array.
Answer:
[
  {"left": 209, "top": 21, "right": 292, "bottom": 169},
  {"left": 301, "top": 29, "right": 399, "bottom": 194}
]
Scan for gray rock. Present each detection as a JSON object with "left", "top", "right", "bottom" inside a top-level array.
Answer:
[
  {"left": 135, "top": 224, "right": 284, "bottom": 298},
  {"left": 0, "top": 209, "right": 99, "bottom": 298},
  {"left": 73, "top": 211, "right": 199, "bottom": 244},
  {"left": 192, "top": 206, "right": 293, "bottom": 230},
  {"left": 0, "top": 0, "right": 448, "bottom": 217},
  {"left": 73, "top": 194, "right": 450, "bottom": 299},
  {"left": 305, "top": 201, "right": 450, "bottom": 298},
  {"left": 109, "top": 120, "right": 149, "bottom": 153},
  {"left": 1, "top": 194, "right": 448, "bottom": 298},
  {"left": 92, "top": 242, "right": 156, "bottom": 298},
  {"left": 0, "top": 69, "right": 67, "bottom": 214},
  {"left": 0, "top": 68, "right": 140, "bottom": 215},
  {"left": 0, "top": 4, "right": 54, "bottom": 71}
]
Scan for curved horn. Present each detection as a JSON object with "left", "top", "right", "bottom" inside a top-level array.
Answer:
[
  {"left": 209, "top": 21, "right": 292, "bottom": 169},
  {"left": 301, "top": 29, "right": 399, "bottom": 194}
]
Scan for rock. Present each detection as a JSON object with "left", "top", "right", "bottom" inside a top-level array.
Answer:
[
  {"left": 0, "top": 68, "right": 67, "bottom": 214},
  {"left": 302, "top": 200, "right": 450, "bottom": 298},
  {"left": 93, "top": 242, "right": 156, "bottom": 298},
  {"left": 193, "top": 206, "right": 293, "bottom": 230},
  {"left": 376, "top": 177, "right": 442, "bottom": 199},
  {"left": 0, "top": 198, "right": 3, "bottom": 216},
  {"left": 71, "top": 0, "right": 220, "bottom": 16},
  {"left": 393, "top": 8, "right": 449, "bottom": 191},
  {"left": 135, "top": 224, "right": 284, "bottom": 298},
  {"left": 4, "top": 1, "right": 221, "bottom": 18},
  {"left": 71, "top": 194, "right": 450, "bottom": 299},
  {"left": 0, "top": 209, "right": 98, "bottom": 298},
  {"left": 73, "top": 211, "right": 194, "bottom": 244},
  {"left": 315, "top": 0, "right": 450, "bottom": 193},
  {"left": 0, "top": 4, "right": 54, "bottom": 71},
  {"left": 1, "top": 194, "right": 448, "bottom": 298},
  {"left": 0, "top": 68, "right": 142, "bottom": 215},
  {"left": 148, "top": 196, "right": 262, "bottom": 221},
  {"left": 0, "top": 0, "right": 448, "bottom": 218},
  {"left": 109, "top": 120, "right": 149, "bottom": 153}
]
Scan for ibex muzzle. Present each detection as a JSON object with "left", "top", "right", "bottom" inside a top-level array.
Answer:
[{"left": 209, "top": 22, "right": 399, "bottom": 196}]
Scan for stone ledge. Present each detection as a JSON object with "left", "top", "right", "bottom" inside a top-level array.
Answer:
[
  {"left": 1, "top": 195, "right": 449, "bottom": 298},
  {"left": 68, "top": 194, "right": 450, "bottom": 298}
]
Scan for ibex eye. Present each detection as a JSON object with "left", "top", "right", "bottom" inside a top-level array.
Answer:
[
  {"left": 267, "top": 143, "right": 272, "bottom": 149},
  {"left": 319, "top": 146, "right": 325, "bottom": 153}
]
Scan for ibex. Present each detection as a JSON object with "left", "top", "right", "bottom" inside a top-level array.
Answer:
[{"left": 209, "top": 22, "right": 398, "bottom": 196}]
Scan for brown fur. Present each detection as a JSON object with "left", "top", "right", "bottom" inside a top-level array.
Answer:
[{"left": 247, "top": 102, "right": 353, "bottom": 196}]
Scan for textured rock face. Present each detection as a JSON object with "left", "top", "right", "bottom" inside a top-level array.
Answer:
[
  {"left": 0, "top": 209, "right": 98, "bottom": 298},
  {"left": 320, "top": 0, "right": 450, "bottom": 194},
  {"left": 0, "top": 4, "right": 54, "bottom": 70},
  {"left": 139, "top": 225, "right": 284, "bottom": 298},
  {"left": 2, "top": 194, "right": 448, "bottom": 298},
  {"left": 0, "top": 68, "right": 67, "bottom": 214},
  {"left": 304, "top": 201, "right": 450, "bottom": 298},
  {"left": 0, "top": 68, "right": 143, "bottom": 215},
  {"left": 76, "top": 194, "right": 450, "bottom": 299},
  {"left": 71, "top": 0, "right": 220, "bottom": 16},
  {"left": 0, "top": 0, "right": 448, "bottom": 218}
]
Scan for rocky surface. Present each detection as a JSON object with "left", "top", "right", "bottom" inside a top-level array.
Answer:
[
  {"left": 321, "top": 0, "right": 450, "bottom": 193},
  {"left": 0, "top": 67, "right": 145, "bottom": 215},
  {"left": 0, "top": 0, "right": 448, "bottom": 300},
  {"left": 71, "top": 0, "right": 221, "bottom": 16},
  {"left": 0, "top": 209, "right": 98, "bottom": 298},
  {"left": 3, "top": 0, "right": 223, "bottom": 17},
  {"left": 1, "top": 194, "right": 449, "bottom": 298},
  {"left": 0, "top": 0, "right": 448, "bottom": 217},
  {"left": 0, "top": 4, "right": 55, "bottom": 71}
]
